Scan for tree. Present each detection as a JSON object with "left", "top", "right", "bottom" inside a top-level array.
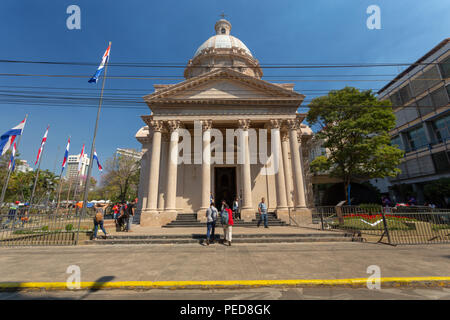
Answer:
[
  {"left": 423, "top": 178, "right": 450, "bottom": 208},
  {"left": 91, "top": 153, "right": 140, "bottom": 202},
  {"left": 306, "top": 87, "right": 404, "bottom": 203}
]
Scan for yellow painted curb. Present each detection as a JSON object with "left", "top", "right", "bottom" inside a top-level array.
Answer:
[{"left": 0, "top": 277, "right": 449, "bottom": 290}]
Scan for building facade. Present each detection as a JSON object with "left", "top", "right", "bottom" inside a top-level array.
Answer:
[
  {"left": 65, "top": 153, "right": 90, "bottom": 181},
  {"left": 116, "top": 148, "right": 143, "bottom": 160},
  {"left": 135, "top": 19, "right": 314, "bottom": 226},
  {"left": 374, "top": 38, "right": 450, "bottom": 203}
]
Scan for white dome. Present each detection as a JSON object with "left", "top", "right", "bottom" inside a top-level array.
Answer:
[{"left": 194, "top": 34, "right": 253, "bottom": 58}]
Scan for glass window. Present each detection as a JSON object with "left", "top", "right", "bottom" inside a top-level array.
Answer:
[
  {"left": 430, "top": 86, "right": 449, "bottom": 108},
  {"left": 410, "top": 66, "right": 441, "bottom": 96},
  {"left": 417, "top": 94, "right": 434, "bottom": 117},
  {"left": 391, "top": 135, "right": 403, "bottom": 150},
  {"left": 439, "top": 56, "right": 450, "bottom": 79},
  {"left": 406, "top": 126, "right": 428, "bottom": 151},
  {"left": 432, "top": 113, "right": 450, "bottom": 142},
  {"left": 399, "top": 84, "right": 413, "bottom": 104},
  {"left": 389, "top": 91, "right": 402, "bottom": 106}
]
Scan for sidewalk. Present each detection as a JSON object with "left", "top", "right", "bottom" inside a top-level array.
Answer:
[{"left": 0, "top": 242, "right": 449, "bottom": 287}]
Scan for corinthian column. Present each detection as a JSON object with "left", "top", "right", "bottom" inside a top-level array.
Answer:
[
  {"left": 165, "top": 120, "right": 181, "bottom": 213},
  {"left": 239, "top": 119, "right": 253, "bottom": 221},
  {"left": 281, "top": 130, "right": 294, "bottom": 208},
  {"left": 270, "top": 120, "right": 288, "bottom": 210},
  {"left": 200, "top": 120, "right": 212, "bottom": 212},
  {"left": 145, "top": 120, "right": 164, "bottom": 213},
  {"left": 287, "top": 119, "right": 306, "bottom": 209}
]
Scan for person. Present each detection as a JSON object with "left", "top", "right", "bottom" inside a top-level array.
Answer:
[
  {"left": 7, "top": 201, "right": 19, "bottom": 226},
  {"left": 117, "top": 202, "right": 127, "bottom": 231},
  {"left": 205, "top": 202, "right": 218, "bottom": 245},
  {"left": 232, "top": 197, "right": 240, "bottom": 220},
  {"left": 93, "top": 203, "right": 109, "bottom": 240},
  {"left": 210, "top": 193, "right": 214, "bottom": 205},
  {"left": 407, "top": 196, "right": 417, "bottom": 206},
  {"left": 221, "top": 202, "right": 233, "bottom": 246},
  {"left": 126, "top": 199, "right": 136, "bottom": 232},
  {"left": 257, "top": 197, "right": 268, "bottom": 228},
  {"left": 382, "top": 196, "right": 391, "bottom": 208}
]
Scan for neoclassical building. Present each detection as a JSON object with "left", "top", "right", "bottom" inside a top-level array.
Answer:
[{"left": 136, "top": 19, "right": 314, "bottom": 226}]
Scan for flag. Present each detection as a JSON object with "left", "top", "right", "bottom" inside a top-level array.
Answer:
[
  {"left": 35, "top": 126, "right": 49, "bottom": 165},
  {"left": 8, "top": 142, "right": 16, "bottom": 172},
  {"left": 88, "top": 42, "right": 111, "bottom": 83},
  {"left": 0, "top": 116, "right": 26, "bottom": 156},
  {"left": 61, "top": 137, "right": 70, "bottom": 173},
  {"left": 78, "top": 144, "right": 85, "bottom": 174},
  {"left": 93, "top": 151, "right": 103, "bottom": 172}
]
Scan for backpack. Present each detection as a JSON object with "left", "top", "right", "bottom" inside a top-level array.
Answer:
[
  {"left": 221, "top": 209, "right": 229, "bottom": 225},
  {"left": 95, "top": 211, "right": 103, "bottom": 222}
]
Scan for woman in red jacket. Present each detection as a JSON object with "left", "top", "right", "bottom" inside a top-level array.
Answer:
[{"left": 221, "top": 202, "right": 234, "bottom": 246}]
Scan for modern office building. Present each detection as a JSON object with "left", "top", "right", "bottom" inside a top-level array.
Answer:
[
  {"left": 375, "top": 38, "right": 449, "bottom": 203},
  {"left": 65, "top": 153, "right": 90, "bottom": 181}
]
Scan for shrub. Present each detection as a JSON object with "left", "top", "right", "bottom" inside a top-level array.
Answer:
[
  {"left": 41, "top": 225, "right": 49, "bottom": 231},
  {"left": 65, "top": 224, "right": 73, "bottom": 231}
]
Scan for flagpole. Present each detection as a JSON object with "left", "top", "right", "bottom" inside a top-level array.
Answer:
[
  {"left": 0, "top": 114, "right": 28, "bottom": 207},
  {"left": 29, "top": 125, "right": 48, "bottom": 213},
  {"left": 78, "top": 41, "right": 111, "bottom": 244},
  {"left": 56, "top": 136, "right": 70, "bottom": 214}
]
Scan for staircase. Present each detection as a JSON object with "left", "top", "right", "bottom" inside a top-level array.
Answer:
[
  {"left": 85, "top": 232, "right": 358, "bottom": 245},
  {"left": 163, "top": 212, "right": 287, "bottom": 228}
]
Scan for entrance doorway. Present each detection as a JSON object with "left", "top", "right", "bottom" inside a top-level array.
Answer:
[{"left": 214, "top": 167, "right": 237, "bottom": 209}]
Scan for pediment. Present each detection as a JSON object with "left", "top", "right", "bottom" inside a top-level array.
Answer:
[{"left": 143, "top": 69, "right": 305, "bottom": 104}]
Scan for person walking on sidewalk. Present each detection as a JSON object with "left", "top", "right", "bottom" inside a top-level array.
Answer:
[
  {"left": 205, "top": 202, "right": 218, "bottom": 245},
  {"left": 221, "top": 202, "right": 233, "bottom": 246},
  {"left": 126, "top": 199, "right": 135, "bottom": 232},
  {"left": 93, "top": 203, "right": 109, "bottom": 240},
  {"left": 257, "top": 197, "right": 269, "bottom": 228}
]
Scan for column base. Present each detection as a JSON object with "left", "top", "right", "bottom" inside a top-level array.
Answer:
[
  {"left": 197, "top": 207, "right": 209, "bottom": 222},
  {"left": 290, "top": 207, "right": 313, "bottom": 225},
  {"left": 140, "top": 209, "right": 178, "bottom": 227},
  {"left": 240, "top": 208, "right": 255, "bottom": 222},
  {"left": 275, "top": 208, "right": 290, "bottom": 224}
]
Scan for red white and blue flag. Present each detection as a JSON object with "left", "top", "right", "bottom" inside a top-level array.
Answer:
[
  {"left": 61, "top": 137, "right": 70, "bottom": 173},
  {"left": 8, "top": 142, "right": 16, "bottom": 172},
  {"left": 0, "top": 116, "right": 26, "bottom": 156},
  {"left": 35, "top": 125, "right": 49, "bottom": 165},
  {"left": 93, "top": 150, "right": 103, "bottom": 172},
  {"left": 88, "top": 42, "right": 111, "bottom": 83},
  {"left": 78, "top": 144, "right": 85, "bottom": 173}
]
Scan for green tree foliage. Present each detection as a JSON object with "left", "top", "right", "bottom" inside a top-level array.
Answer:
[
  {"left": 89, "top": 153, "right": 140, "bottom": 202},
  {"left": 423, "top": 178, "right": 450, "bottom": 208},
  {"left": 306, "top": 87, "right": 404, "bottom": 201}
]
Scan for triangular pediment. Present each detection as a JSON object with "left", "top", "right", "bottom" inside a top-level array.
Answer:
[{"left": 143, "top": 68, "right": 305, "bottom": 104}]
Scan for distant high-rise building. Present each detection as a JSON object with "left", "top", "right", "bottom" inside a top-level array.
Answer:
[
  {"left": 116, "top": 148, "right": 143, "bottom": 160},
  {"left": 66, "top": 153, "right": 90, "bottom": 181},
  {"left": 16, "top": 160, "right": 33, "bottom": 173}
]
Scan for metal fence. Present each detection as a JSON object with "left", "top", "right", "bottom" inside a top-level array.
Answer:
[
  {"left": 0, "top": 207, "right": 95, "bottom": 246},
  {"left": 313, "top": 205, "right": 450, "bottom": 245}
]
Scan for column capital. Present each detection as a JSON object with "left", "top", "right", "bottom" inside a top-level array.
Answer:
[
  {"left": 166, "top": 120, "right": 182, "bottom": 132},
  {"left": 149, "top": 120, "right": 165, "bottom": 132},
  {"left": 238, "top": 119, "right": 251, "bottom": 130},
  {"left": 269, "top": 119, "right": 283, "bottom": 129},
  {"left": 281, "top": 130, "right": 289, "bottom": 142},
  {"left": 200, "top": 119, "right": 213, "bottom": 131},
  {"left": 286, "top": 119, "right": 300, "bottom": 131}
]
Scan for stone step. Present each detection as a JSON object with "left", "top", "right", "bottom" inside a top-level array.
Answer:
[
  {"left": 106, "top": 232, "right": 352, "bottom": 240},
  {"left": 86, "top": 236, "right": 356, "bottom": 245}
]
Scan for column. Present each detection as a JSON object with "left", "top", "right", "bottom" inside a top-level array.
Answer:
[
  {"left": 239, "top": 119, "right": 253, "bottom": 213},
  {"left": 270, "top": 120, "right": 288, "bottom": 211},
  {"left": 165, "top": 120, "right": 181, "bottom": 212},
  {"left": 287, "top": 119, "right": 306, "bottom": 209},
  {"left": 200, "top": 120, "right": 212, "bottom": 210},
  {"left": 145, "top": 120, "right": 164, "bottom": 212},
  {"left": 157, "top": 133, "right": 169, "bottom": 211},
  {"left": 281, "top": 130, "right": 294, "bottom": 208}
]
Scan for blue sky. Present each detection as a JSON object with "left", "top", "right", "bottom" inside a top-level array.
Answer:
[{"left": 0, "top": 0, "right": 449, "bottom": 181}]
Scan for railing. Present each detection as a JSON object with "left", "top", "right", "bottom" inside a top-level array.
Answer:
[
  {"left": 313, "top": 205, "right": 450, "bottom": 245},
  {"left": 0, "top": 208, "right": 95, "bottom": 246}
]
